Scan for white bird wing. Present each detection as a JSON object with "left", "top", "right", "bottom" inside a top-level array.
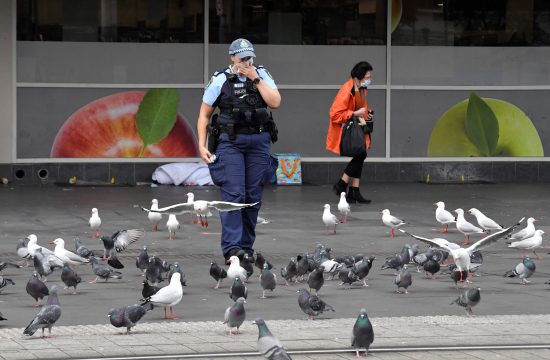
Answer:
[
  {"left": 398, "top": 230, "right": 455, "bottom": 253},
  {"left": 390, "top": 215, "right": 405, "bottom": 226},
  {"left": 467, "top": 217, "right": 525, "bottom": 254},
  {"left": 142, "top": 203, "right": 195, "bottom": 215},
  {"left": 436, "top": 209, "right": 455, "bottom": 223},
  {"left": 113, "top": 229, "right": 144, "bottom": 252},
  {"left": 63, "top": 249, "right": 89, "bottom": 263},
  {"left": 207, "top": 201, "right": 259, "bottom": 212}
]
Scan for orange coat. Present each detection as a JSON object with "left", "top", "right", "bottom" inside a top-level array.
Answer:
[{"left": 326, "top": 78, "right": 371, "bottom": 155}]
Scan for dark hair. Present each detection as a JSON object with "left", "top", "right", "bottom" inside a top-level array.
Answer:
[{"left": 350, "top": 61, "right": 373, "bottom": 79}]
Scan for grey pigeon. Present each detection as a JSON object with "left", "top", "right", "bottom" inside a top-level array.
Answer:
[
  {"left": 89, "top": 256, "right": 122, "bottom": 283},
  {"left": 230, "top": 276, "right": 248, "bottom": 301},
  {"left": 351, "top": 308, "right": 374, "bottom": 357},
  {"left": 169, "top": 262, "right": 187, "bottom": 287},
  {"left": 422, "top": 249, "right": 441, "bottom": 279},
  {"left": 295, "top": 254, "right": 310, "bottom": 281},
  {"left": 107, "top": 251, "right": 125, "bottom": 269},
  {"left": 260, "top": 263, "right": 277, "bottom": 298},
  {"left": 23, "top": 285, "right": 62, "bottom": 338},
  {"left": 0, "top": 260, "right": 21, "bottom": 272},
  {"left": 451, "top": 287, "right": 481, "bottom": 316},
  {"left": 394, "top": 264, "right": 412, "bottom": 294},
  {"left": 411, "top": 252, "right": 428, "bottom": 272},
  {"left": 74, "top": 238, "right": 95, "bottom": 259},
  {"left": 254, "top": 318, "right": 292, "bottom": 359},
  {"left": 381, "top": 245, "right": 410, "bottom": 271},
  {"left": 297, "top": 288, "right": 335, "bottom": 320},
  {"left": 237, "top": 250, "right": 254, "bottom": 279},
  {"left": 254, "top": 252, "right": 274, "bottom": 272},
  {"left": 108, "top": 303, "right": 153, "bottom": 334},
  {"left": 450, "top": 267, "right": 470, "bottom": 289},
  {"left": 408, "top": 244, "right": 420, "bottom": 259},
  {"left": 141, "top": 280, "right": 160, "bottom": 299},
  {"left": 281, "top": 257, "right": 297, "bottom": 285},
  {"left": 0, "top": 311, "right": 6, "bottom": 321},
  {"left": 26, "top": 272, "right": 49, "bottom": 306},
  {"left": 99, "top": 229, "right": 144, "bottom": 260},
  {"left": 135, "top": 245, "right": 149, "bottom": 275},
  {"left": 145, "top": 256, "right": 165, "bottom": 285},
  {"left": 0, "top": 275, "right": 15, "bottom": 291},
  {"left": 223, "top": 297, "right": 246, "bottom": 335},
  {"left": 60, "top": 263, "right": 82, "bottom": 294},
  {"left": 209, "top": 261, "right": 227, "bottom": 289},
  {"left": 338, "top": 264, "right": 359, "bottom": 288},
  {"left": 33, "top": 247, "right": 63, "bottom": 281},
  {"left": 307, "top": 267, "right": 324, "bottom": 294},
  {"left": 504, "top": 257, "right": 536, "bottom": 284},
  {"left": 16, "top": 238, "right": 32, "bottom": 266},
  {"left": 352, "top": 256, "right": 376, "bottom": 287}
]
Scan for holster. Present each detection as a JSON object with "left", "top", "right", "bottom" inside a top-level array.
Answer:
[
  {"left": 207, "top": 114, "right": 220, "bottom": 153},
  {"left": 265, "top": 111, "right": 278, "bottom": 143}
]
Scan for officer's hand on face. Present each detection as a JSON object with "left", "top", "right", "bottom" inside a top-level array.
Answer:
[
  {"left": 237, "top": 63, "right": 257, "bottom": 81},
  {"left": 199, "top": 145, "right": 213, "bottom": 164},
  {"left": 354, "top": 107, "right": 367, "bottom": 117}
]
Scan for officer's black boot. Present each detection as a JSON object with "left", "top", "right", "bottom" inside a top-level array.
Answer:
[
  {"left": 332, "top": 179, "right": 348, "bottom": 197},
  {"left": 347, "top": 186, "right": 371, "bottom": 204}
]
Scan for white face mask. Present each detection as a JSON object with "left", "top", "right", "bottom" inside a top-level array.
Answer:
[{"left": 360, "top": 79, "right": 371, "bottom": 88}]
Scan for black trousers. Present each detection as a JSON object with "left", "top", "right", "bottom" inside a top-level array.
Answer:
[{"left": 343, "top": 151, "right": 367, "bottom": 179}]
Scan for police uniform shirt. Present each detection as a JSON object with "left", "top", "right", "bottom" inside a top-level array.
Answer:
[{"left": 202, "top": 65, "right": 277, "bottom": 106}]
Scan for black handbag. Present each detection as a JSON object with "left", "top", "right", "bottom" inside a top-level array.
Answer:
[{"left": 339, "top": 116, "right": 366, "bottom": 157}]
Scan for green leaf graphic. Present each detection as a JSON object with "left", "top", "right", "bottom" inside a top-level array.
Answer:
[
  {"left": 136, "top": 88, "right": 180, "bottom": 149},
  {"left": 465, "top": 92, "right": 499, "bottom": 156}
]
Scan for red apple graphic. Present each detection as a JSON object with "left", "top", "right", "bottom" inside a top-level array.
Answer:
[{"left": 50, "top": 91, "right": 199, "bottom": 158}]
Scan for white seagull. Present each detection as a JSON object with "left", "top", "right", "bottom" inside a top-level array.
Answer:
[
  {"left": 434, "top": 201, "right": 456, "bottom": 233},
  {"left": 381, "top": 209, "right": 406, "bottom": 237},
  {"left": 166, "top": 214, "right": 180, "bottom": 241},
  {"left": 144, "top": 272, "right": 183, "bottom": 320},
  {"left": 400, "top": 217, "right": 524, "bottom": 284},
  {"left": 26, "top": 234, "right": 56, "bottom": 258},
  {"left": 455, "top": 208, "right": 486, "bottom": 245},
  {"left": 337, "top": 192, "right": 351, "bottom": 223},
  {"left": 507, "top": 229, "right": 545, "bottom": 259},
  {"left": 509, "top": 217, "right": 536, "bottom": 241},
  {"left": 147, "top": 199, "right": 162, "bottom": 231},
  {"left": 322, "top": 204, "right": 339, "bottom": 235},
  {"left": 468, "top": 208, "right": 502, "bottom": 232},
  {"left": 51, "top": 238, "right": 89, "bottom": 265},
  {"left": 227, "top": 256, "right": 248, "bottom": 283},
  {"left": 88, "top": 208, "right": 101, "bottom": 238}
]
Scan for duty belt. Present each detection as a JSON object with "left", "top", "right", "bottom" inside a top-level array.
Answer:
[{"left": 219, "top": 124, "right": 266, "bottom": 135}]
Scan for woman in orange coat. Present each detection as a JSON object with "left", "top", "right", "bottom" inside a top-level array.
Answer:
[{"left": 326, "top": 61, "right": 373, "bottom": 204}]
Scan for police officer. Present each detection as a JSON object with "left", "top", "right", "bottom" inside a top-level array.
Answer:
[{"left": 197, "top": 38, "right": 281, "bottom": 263}]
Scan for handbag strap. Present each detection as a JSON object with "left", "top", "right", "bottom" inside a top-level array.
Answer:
[{"left": 279, "top": 158, "right": 300, "bottom": 178}]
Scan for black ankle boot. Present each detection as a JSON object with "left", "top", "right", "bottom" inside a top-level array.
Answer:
[
  {"left": 347, "top": 186, "right": 371, "bottom": 204},
  {"left": 332, "top": 179, "right": 348, "bottom": 197}
]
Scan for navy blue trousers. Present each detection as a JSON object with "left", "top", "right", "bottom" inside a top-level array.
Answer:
[{"left": 208, "top": 131, "right": 277, "bottom": 256}]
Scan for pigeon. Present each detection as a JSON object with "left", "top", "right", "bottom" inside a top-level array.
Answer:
[
  {"left": 509, "top": 217, "right": 536, "bottom": 241},
  {"left": 145, "top": 256, "right": 165, "bottom": 285},
  {"left": 507, "top": 230, "right": 545, "bottom": 259},
  {"left": 89, "top": 256, "right": 122, "bottom": 283},
  {"left": 141, "top": 272, "right": 183, "bottom": 320},
  {"left": 141, "top": 280, "right": 160, "bottom": 299},
  {"left": 455, "top": 208, "right": 486, "bottom": 245},
  {"left": 108, "top": 303, "right": 153, "bottom": 334},
  {"left": 52, "top": 238, "right": 89, "bottom": 265},
  {"left": 504, "top": 257, "right": 536, "bottom": 285},
  {"left": 33, "top": 248, "right": 63, "bottom": 281},
  {"left": 281, "top": 257, "right": 297, "bottom": 285},
  {"left": 227, "top": 256, "right": 248, "bottom": 283},
  {"left": 26, "top": 234, "right": 56, "bottom": 258},
  {"left": 147, "top": 199, "right": 163, "bottom": 231},
  {"left": 0, "top": 260, "right": 21, "bottom": 273},
  {"left": 0, "top": 276, "right": 15, "bottom": 292},
  {"left": 237, "top": 250, "right": 254, "bottom": 279},
  {"left": 319, "top": 251, "right": 342, "bottom": 278},
  {"left": 74, "top": 238, "right": 95, "bottom": 259},
  {"left": 451, "top": 287, "right": 481, "bottom": 316},
  {"left": 254, "top": 252, "right": 273, "bottom": 272},
  {"left": 381, "top": 209, "right": 406, "bottom": 237},
  {"left": 223, "top": 297, "right": 246, "bottom": 335},
  {"left": 338, "top": 264, "right": 359, "bottom": 287},
  {"left": 307, "top": 267, "right": 324, "bottom": 294},
  {"left": 260, "top": 263, "right": 277, "bottom": 298},
  {"left": 135, "top": 246, "right": 149, "bottom": 275},
  {"left": 209, "top": 261, "right": 227, "bottom": 289},
  {"left": 106, "top": 251, "right": 125, "bottom": 270},
  {"left": 407, "top": 244, "right": 420, "bottom": 260},
  {"left": 89, "top": 207, "right": 101, "bottom": 238},
  {"left": 412, "top": 251, "right": 429, "bottom": 272},
  {"left": 23, "top": 285, "right": 61, "bottom": 338},
  {"left": 295, "top": 254, "right": 310, "bottom": 281},
  {"left": 353, "top": 256, "right": 376, "bottom": 287},
  {"left": 395, "top": 265, "right": 412, "bottom": 294},
  {"left": 16, "top": 238, "right": 32, "bottom": 266},
  {"left": 434, "top": 201, "right": 456, "bottom": 233},
  {"left": 322, "top": 204, "right": 339, "bottom": 235},
  {"left": 450, "top": 267, "right": 469, "bottom": 289},
  {"left": 468, "top": 208, "right": 502, "bottom": 232},
  {"left": 337, "top": 192, "right": 351, "bottom": 223},
  {"left": 141, "top": 200, "right": 258, "bottom": 228},
  {"left": 26, "top": 272, "right": 49, "bottom": 306},
  {"left": 166, "top": 214, "right": 180, "bottom": 240},
  {"left": 0, "top": 312, "right": 6, "bottom": 321},
  {"left": 381, "top": 245, "right": 410, "bottom": 271},
  {"left": 100, "top": 229, "right": 144, "bottom": 260},
  {"left": 400, "top": 218, "right": 523, "bottom": 283},
  {"left": 253, "top": 318, "right": 292, "bottom": 360},
  {"left": 297, "top": 288, "right": 335, "bottom": 320},
  {"left": 422, "top": 249, "right": 441, "bottom": 279},
  {"left": 169, "top": 262, "right": 187, "bottom": 287},
  {"left": 60, "top": 263, "right": 81, "bottom": 294},
  {"left": 351, "top": 308, "right": 374, "bottom": 358},
  {"left": 229, "top": 276, "right": 248, "bottom": 301}
]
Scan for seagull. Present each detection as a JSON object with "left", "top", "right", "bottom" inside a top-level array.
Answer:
[
  {"left": 322, "top": 204, "right": 339, "bottom": 235},
  {"left": 184, "top": 192, "right": 204, "bottom": 224},
  {"left": 434, "top": 201, "right": 456, "bottom": 233},
  {"left": 507, "top": 229, "right": 545, "bottom": 259},
  {"left": 468, "top": 208, "right": 502, "bottom": 232},
  {"left": 51, "top": 238, "right": 89, "bottom": 265},
  {"left": 337, "top": 192, "right": 351, "bottom": 223},
  {"left": 141, "top": 272, "right": 183, "bottom": 320},
  {"left": 227, "top": 256, "right": 248, "bottom": 283},
  {"left": 26, "top": 234, "right": 55, "bottom": 258},
  {"left": 88, "top": 208, "right": 101, "bottom": 238},
  {"left": 509, "top": 217, "right": 536, "bottom": 241},
  {"left": 455, "top": 208, "right": 486, "bottom": 245},
  {"left": 147, "top": 199, "right": 163, "bottom": 231},
  {"left": 381, "top": 209, "right": 406, "bottom": 237},
  {"left": 141, "top": 200, "right": 258, "bottom": 228},
  {"left": 400, "top": 217, "right": 524, "bottom": 284},
  {"left": 166, "top": 214, "right": 180, "bottom": 240}
]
